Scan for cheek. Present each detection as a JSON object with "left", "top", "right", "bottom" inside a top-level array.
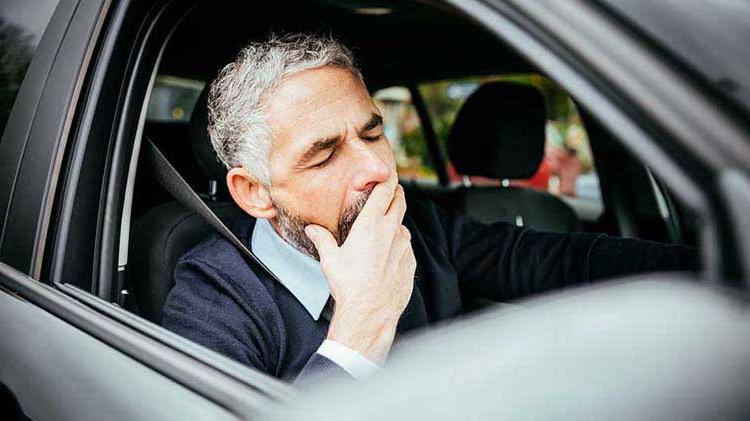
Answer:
[
  {"left": 384, "top": 144, "right": 397, "bottom": 171},
  {"left": 279, "top": 173, "right": 348, "bottom": 227},
  {"left": 373, "top": 138, "right": 397, "bottom": 171}
]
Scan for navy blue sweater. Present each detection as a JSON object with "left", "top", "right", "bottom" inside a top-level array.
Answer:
[{"left": 162, "top": 199, "right": 697, "bottom": 384}]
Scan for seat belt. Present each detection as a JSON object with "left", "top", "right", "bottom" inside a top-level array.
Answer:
[{"left": 143, "top": 137, "right": 281, "bottom": 283}]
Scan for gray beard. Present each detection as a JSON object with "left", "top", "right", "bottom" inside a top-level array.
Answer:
[{"left": 272, "top": 189, "right": 372, "bottom": 261}]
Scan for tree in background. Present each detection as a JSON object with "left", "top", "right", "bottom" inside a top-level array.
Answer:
[{"left": 0, "top": 17, "right": 34, "bottom": 134}]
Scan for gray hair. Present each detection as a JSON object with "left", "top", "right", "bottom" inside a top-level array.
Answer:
[{"left": 207, "top": 33, "right": 363, "bottom": 185}]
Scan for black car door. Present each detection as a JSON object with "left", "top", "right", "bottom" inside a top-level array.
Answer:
[
  {"left": 0, "top": 0, "right": 292, "bottom": 419},
  {"left": 1, "top": 264, "right": 240, "bottom": 420}
]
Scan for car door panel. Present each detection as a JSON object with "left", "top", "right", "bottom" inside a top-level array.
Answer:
[
  {"left": 0, "top": 275, "right": 237, "bottom": 420},
  {"left": 0, "top": 294, "right": 237, "bottom": 420}
]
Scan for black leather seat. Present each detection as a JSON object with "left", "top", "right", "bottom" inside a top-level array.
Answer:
[
  {"left": 443, "top": 81, "right": 580, "bottom": 232},
  {"left": 130, "top": 89, "right": 242, "bottom": 323},
  {"left": 130, "top": 201, "right": 245, "bottom": 323}
]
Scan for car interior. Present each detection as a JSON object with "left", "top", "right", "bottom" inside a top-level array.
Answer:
[{"left": 120, "top": 0, "right": 702, "bottom": 323}]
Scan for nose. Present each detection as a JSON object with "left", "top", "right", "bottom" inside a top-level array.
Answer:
[{"left": 350, "top": 141, "right": 391, "bottom": 192}]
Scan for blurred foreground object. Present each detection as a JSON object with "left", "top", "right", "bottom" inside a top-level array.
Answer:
[{"left": 264, "top": 276, "right": 750, "bottom": 421}]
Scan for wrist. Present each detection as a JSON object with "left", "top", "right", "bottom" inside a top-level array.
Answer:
[{"left": 326, "top": 304, "right": 400, "bottom": 364}]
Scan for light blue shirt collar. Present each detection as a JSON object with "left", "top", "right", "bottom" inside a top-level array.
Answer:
[{"left": 250, "top": 218, "right": 330, "bottom": 321}]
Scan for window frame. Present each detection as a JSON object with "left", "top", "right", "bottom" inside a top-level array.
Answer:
[
  {"left": 40, "top": 0, "right": 295, "bottom": 408},
  {"left": 0, "top": 0, "right": 293, "bottom": 416},
  {"left": 0, "top": 0, "right": 94, "bottom": 277},
  {"left": 408, "top": 84, "right": 451, "bottom": 185}
]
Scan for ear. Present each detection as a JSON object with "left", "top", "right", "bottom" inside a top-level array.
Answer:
[{"left": 226, "top": 168, "right": 276, "bottom": 219}]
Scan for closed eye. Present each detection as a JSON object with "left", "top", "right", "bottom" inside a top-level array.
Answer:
[
  {"left": 310, "top": 150, "right": 336, "bottom": 168},
  {"left": 362, "top": 133, "right": 383, "bottom": 142}
]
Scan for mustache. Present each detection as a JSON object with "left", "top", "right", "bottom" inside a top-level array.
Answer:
[
  {"left": 271, "top": 185, "right": 377, "bottom": 260},
  {"left": 336, "top": 186, "right": 375, "bottom": 245}
]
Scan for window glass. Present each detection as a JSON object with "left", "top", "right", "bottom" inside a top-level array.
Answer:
[
  {"left": 0, "top": 0, "right": 59, "bottom": 135},
  {"left": 418, "top": 75, "right": 603, "bottom": 215},
  {"left": 146, "top": 75, "right": 205, "bottom": 122},
  {"left": 373, "top": 87, "right": 437, "bottom": 184}
]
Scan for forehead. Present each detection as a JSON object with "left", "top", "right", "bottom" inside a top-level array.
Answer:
[{"left": 264, "top": 66, "right": 377, "bottom": 148}]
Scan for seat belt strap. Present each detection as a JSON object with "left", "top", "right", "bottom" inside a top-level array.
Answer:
[{"left": 143, "top": 138, "right": 281, "bottom": 282}]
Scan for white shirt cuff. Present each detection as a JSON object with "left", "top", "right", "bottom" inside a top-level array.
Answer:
[{"left": 315, "top": 339, "right": 381, "bottom": 381}]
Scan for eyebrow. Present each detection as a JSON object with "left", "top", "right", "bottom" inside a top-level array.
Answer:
[
  {"left": 299, "top": 136, "right": 341, "bottom": 166},
  {"left": 298, "top": 113, "right": 384, "bottom": 166},
  {"left": 358, "top": 113, "right": 384, "bottom": 135}
]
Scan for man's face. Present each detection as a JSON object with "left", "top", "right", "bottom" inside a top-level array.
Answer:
[{"left": 264, "top": 66, "right": 396, "bottom": 257}]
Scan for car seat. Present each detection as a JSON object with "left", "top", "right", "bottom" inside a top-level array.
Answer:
[
  {"left": 444, "top": 81, "right": 580, "bottom": 232},
  {"left": 130, "top": 90, "right": 245, "bottom": 323}
]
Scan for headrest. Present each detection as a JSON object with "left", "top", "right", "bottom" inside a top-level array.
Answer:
[
  {"left": 447, "top": 82, "right": 546, "bottom": 179},
  {"left": 188, "top": 88, "right": 228, "bottom": 181}
]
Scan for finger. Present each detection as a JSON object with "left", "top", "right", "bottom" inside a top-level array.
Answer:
[
  {"left": 358, "top": 174, "right": 398, "bottom": 220},
  {"left": 304, "top": 224, "right": 338, "bottom": 258},
  {"left": 388, "top": 235, "right": 411, "bottom": 267},
  {"left": 391, "top": 240, "right": 417, "bottom": 282},
  {"left": 399, "top": 225, "right": 411, "bottom": 241},
  {"left": 385, "top": 185, "right": 407, "bottom": 225},
  {"left": 398, "top": 244, "right": 417, "bottom": 274}
]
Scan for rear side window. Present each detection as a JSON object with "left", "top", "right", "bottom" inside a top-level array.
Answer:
[
  {"left": 0, "top": 0, "right": 59, "bottom": 135},
  {"left": 422, "top": 75, "right": 600, "bottom": 200},
  {"left": 428, "top": 76, "right": 603, "bottom": 216},
  {"left": 376, "top": 75, "right": 604, "bottom": 219},
  {"left": 373, "top": 87, "right": 438, "bottom": 184},
  {"left": 146, "top": 75, "right": 205, "bottom": 122}
]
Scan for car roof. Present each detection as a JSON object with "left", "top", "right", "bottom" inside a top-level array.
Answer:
[{"left": 158, "top": 0, "right": 535, "bottom": 89}]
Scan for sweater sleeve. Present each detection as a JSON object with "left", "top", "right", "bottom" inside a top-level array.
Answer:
[{"left": 433, "top": 203, "right": 699, "bottom": 302}]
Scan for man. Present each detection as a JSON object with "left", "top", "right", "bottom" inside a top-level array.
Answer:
[{"left": 162, "top": 34, "right": 696, "bottom": 385}]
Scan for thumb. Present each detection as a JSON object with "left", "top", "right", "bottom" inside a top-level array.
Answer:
[{"left": 305, "top": 224, "right": 338, "bottom": 258}]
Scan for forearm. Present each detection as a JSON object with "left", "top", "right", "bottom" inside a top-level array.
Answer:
[
  {"left": 587, "top": 234, "right": 699, "bottom": 280},
  {"left": 453, "top": 219, "right": 602, "bottom": 301},
  {"left": 452, "top": 214, "right": 698, "bottom": 301}
]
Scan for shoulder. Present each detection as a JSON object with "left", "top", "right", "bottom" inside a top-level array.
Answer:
[
  {"left": 405, "top": 194, "right": 471, "bottom": 239},
  {"left": 405, "top": 193, "right": 475, "bottom": 231},
  {"left": 174, "top": 217, "right": 271, "bottom": 292},
  {"left": 167, "top": 217, "right": 281, "bottom": 321},
  {"left": 403, "top": 195, "right": 454, "bottom": 257},
  {"left": 405, "top": 194, "right": 445, "bottom": 229},
  {"left": 177, "top": 217, "right": 253, "bottom": 274}
]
